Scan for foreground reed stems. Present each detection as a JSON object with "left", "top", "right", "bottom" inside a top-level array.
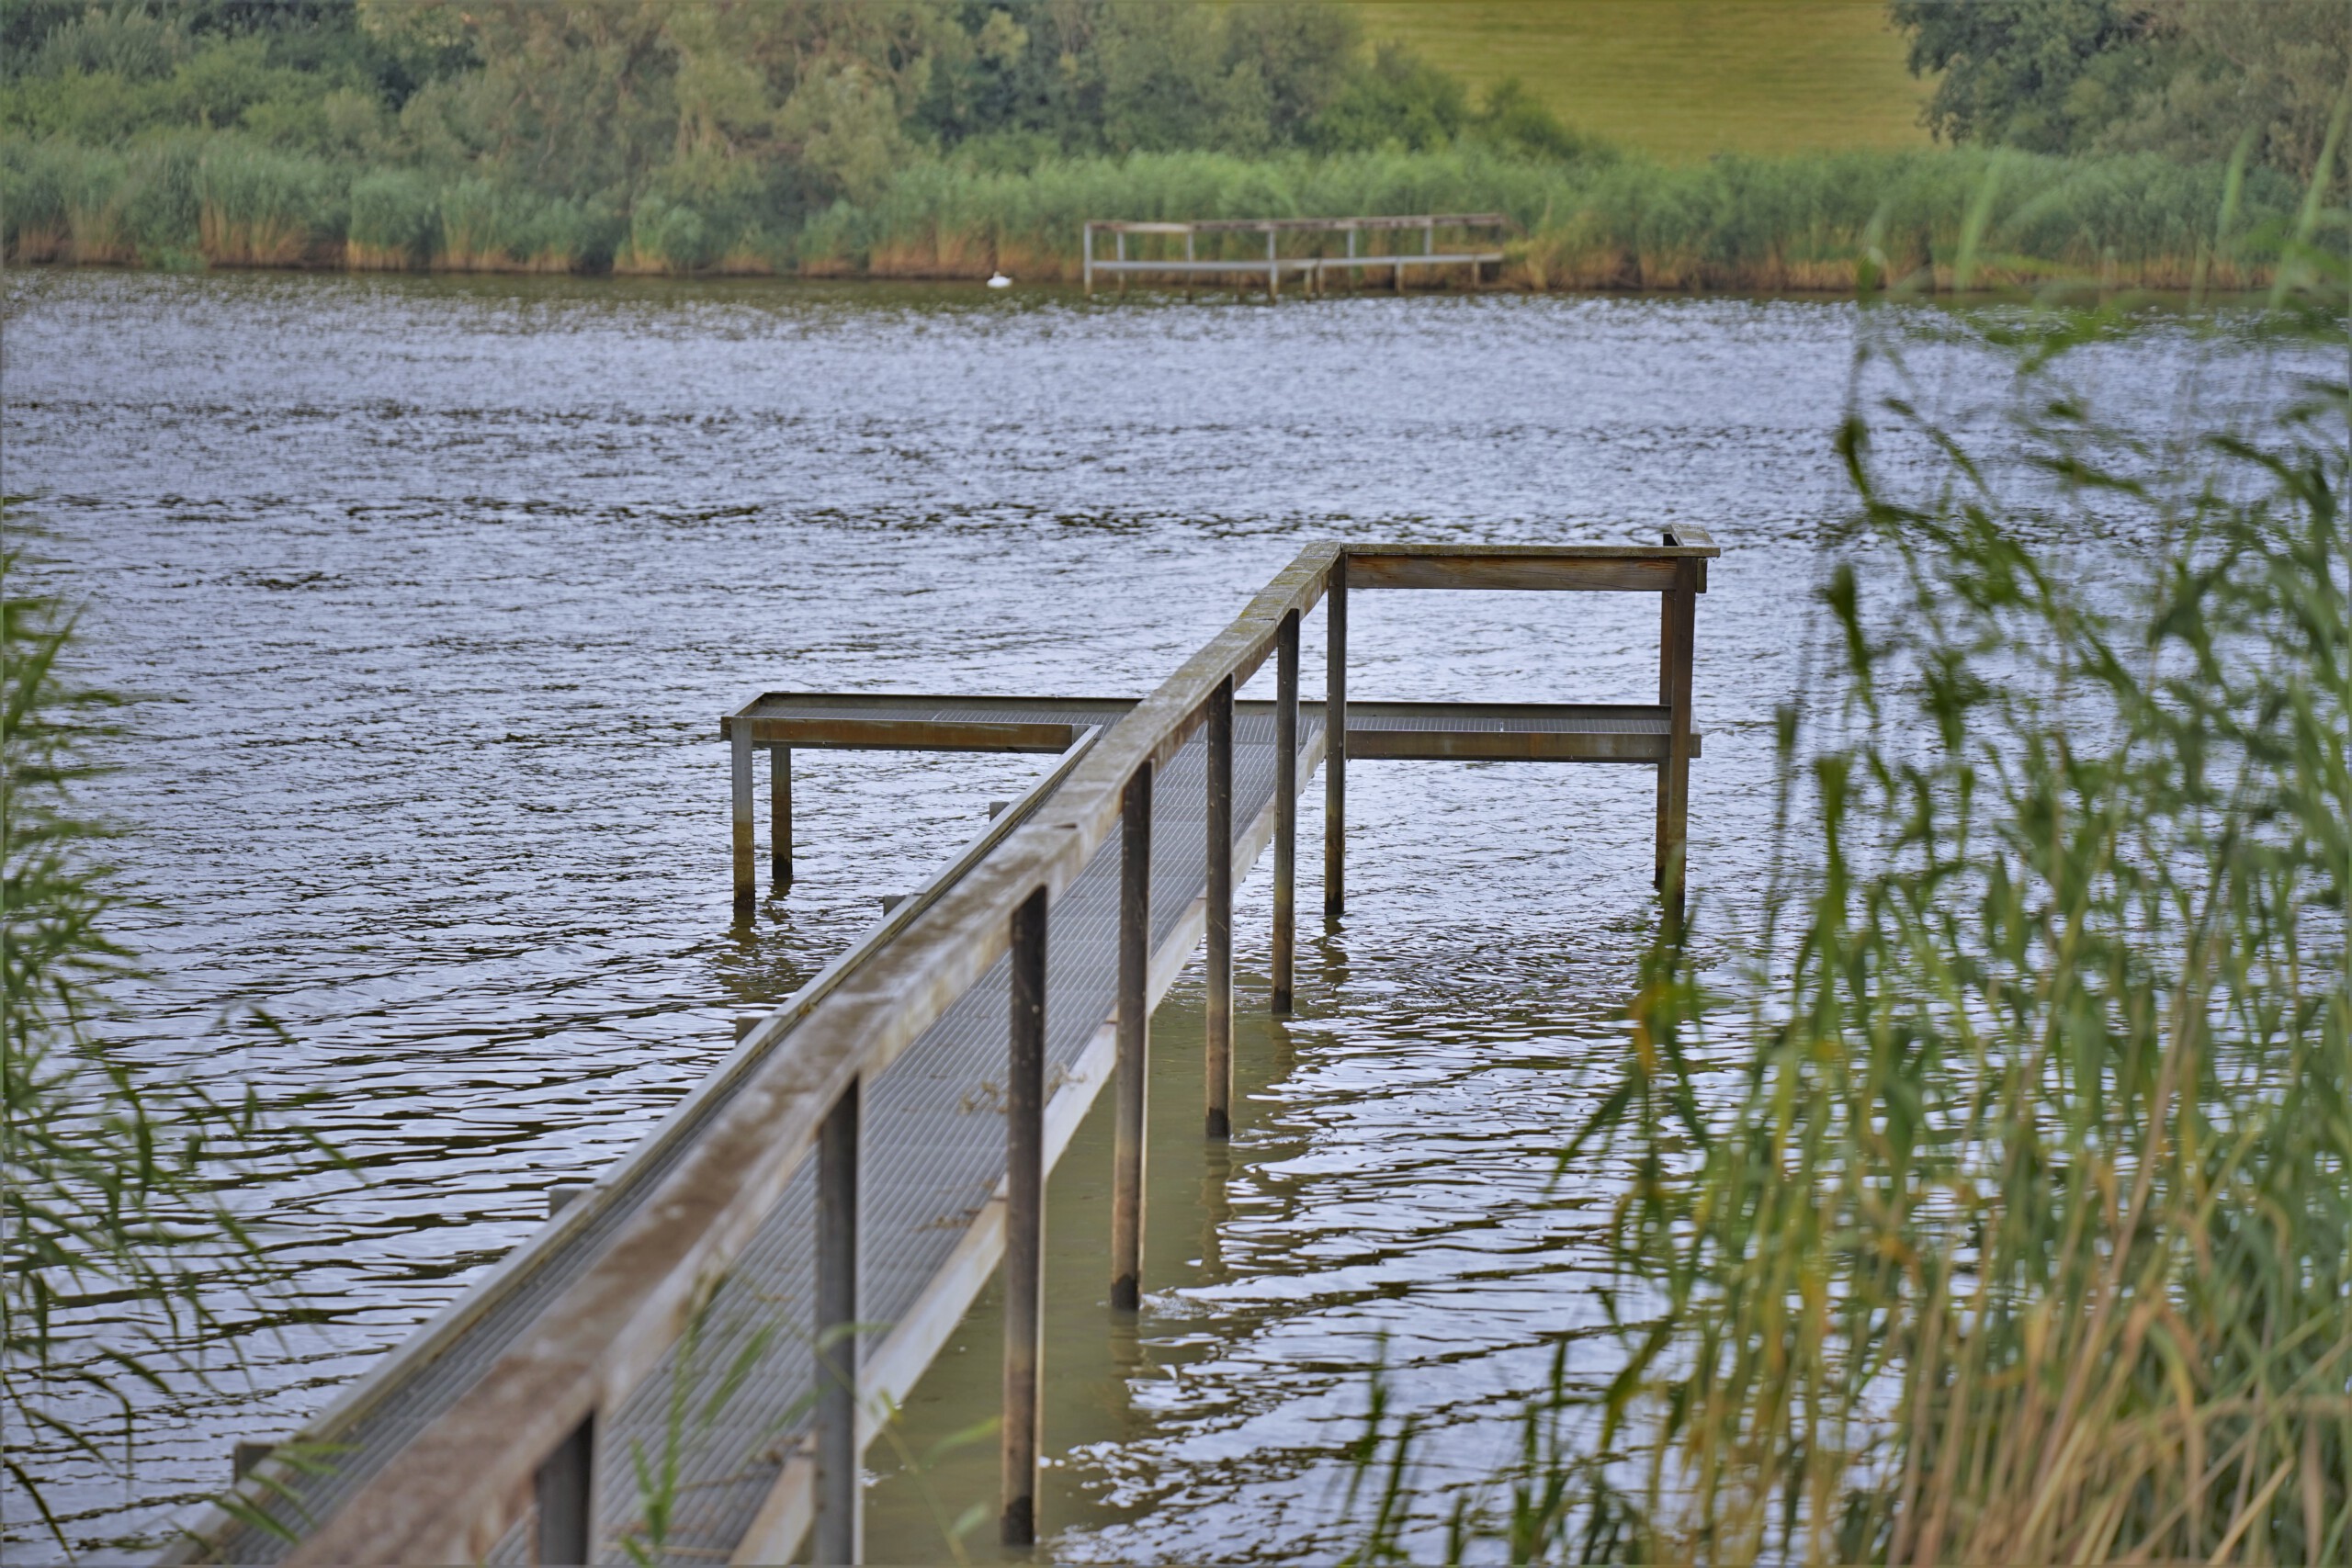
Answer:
[
  {"left": 1557, "top": 311, "right": 2352, "bottom": 1563},
  {"left": 1, "top": 509, "right": 332, "bottom": 1555}
]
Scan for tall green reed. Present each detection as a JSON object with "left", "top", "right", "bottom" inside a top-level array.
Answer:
[
  {"left": 1, "top": 510, "right": 333, "bottom": 1554},
  {"left": 1527, "top": 307, "right": 2352, "bottom": 1567}
]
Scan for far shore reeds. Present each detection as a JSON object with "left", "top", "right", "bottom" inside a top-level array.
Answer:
[{"left": 1, "top": 139, "right": 2301, "bottom": 292}]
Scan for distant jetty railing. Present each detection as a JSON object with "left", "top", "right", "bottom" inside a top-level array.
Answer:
[
  {"left": 1082, "top": 214, "right": 1511, "bottom": 297},
  {"left": 172, "top": 536, "right": 1717, "bottom": 1567}
]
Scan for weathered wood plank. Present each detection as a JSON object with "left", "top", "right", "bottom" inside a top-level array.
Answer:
[
  {"left": 1092, "top": 213, "right": 1509, "bottom": 234},
  {"left": 1346, "top": 728, "right": 1702, "bottom": 763},
  {"left": 1348, "top": 554, "right": 1681, "bottom": 593},
  {"left": 744, "top": 717, "right": 1084, "bottom": 753}
]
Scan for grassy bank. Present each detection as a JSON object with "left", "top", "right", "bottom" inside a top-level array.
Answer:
[
  {"left": 1346, "top": 0, "right": 1930, "bottom": 162},
  {"left": 2, "top": 137, "right": 2301, "bottom": 291}
]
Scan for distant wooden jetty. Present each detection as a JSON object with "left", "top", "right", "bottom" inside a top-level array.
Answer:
[
  {"left": 1083, "top": 213, "right": 1511, "bottom": 297},
  {"left": 171, "top": 536, "right": 1717, "bottom": 1567}
]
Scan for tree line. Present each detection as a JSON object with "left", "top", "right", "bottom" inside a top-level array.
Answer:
[
  {"left": 1893, "top": 0, "right": 2350, "bottom": 179},
  {"left": 0, "top": 0, "right": 1589, "bottom": 227}
]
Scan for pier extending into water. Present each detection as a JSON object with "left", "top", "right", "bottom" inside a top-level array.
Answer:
[
  {"left": 1082, "top": 214, "right": 1511, "bottom": 297},
  {"left": 167, "top": 536, "right": 1714, "bottom": 1566}
]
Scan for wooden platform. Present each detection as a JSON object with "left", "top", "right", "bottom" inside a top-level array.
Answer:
[
  {"left": 1082, "top": 213, "right": 1513, "bottom": 297},
  {"left": 164, "top": 535, "right": 1717, "bottom": 1567}
]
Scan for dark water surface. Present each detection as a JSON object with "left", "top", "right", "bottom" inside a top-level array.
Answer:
[{"left": 0, "top": 272, "right": 2268, "bottom": 1561}]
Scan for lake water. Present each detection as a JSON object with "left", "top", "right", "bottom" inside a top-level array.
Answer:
[{"left": 0, "top": 271, "right": 2284, "bottom": 1561}]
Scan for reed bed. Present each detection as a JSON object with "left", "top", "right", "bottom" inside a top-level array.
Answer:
[
  {"left": 1419, "top": 295, "right": 2352, "bottom": 1564},
  {"left": 0, "top": 138, "right": 2303, "bottom": 289}
]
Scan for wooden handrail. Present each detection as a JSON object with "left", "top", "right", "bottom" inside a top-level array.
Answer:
[{"left": 277, "top": 537, "right": 1715, "bottom": 1565}]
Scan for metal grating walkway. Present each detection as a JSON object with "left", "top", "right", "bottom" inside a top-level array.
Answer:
[{"left": 203, "top": 708, "right": 1312, "bottom": 1566}]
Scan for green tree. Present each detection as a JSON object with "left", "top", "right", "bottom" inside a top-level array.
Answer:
[
  {"left": 2098, "top": 0, "right": 2352, "bottom": 181},
  {"left": 1307, "top": 40, "right": 1467, "bottom": 153},
  {"left": 1891, "top": 0, "right": 2161, "bottom": 152}
]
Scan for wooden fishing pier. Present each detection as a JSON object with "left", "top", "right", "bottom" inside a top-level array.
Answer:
[
  {"left": 166, "top": 536, "right": 1713, "bottom": 1566},
  {"left": 1082, "top": 214, "right": 1510, "bottom": 297}
]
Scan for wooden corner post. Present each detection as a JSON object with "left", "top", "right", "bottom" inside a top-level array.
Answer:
[
  {"left": 1111, "top": 762, "right": 1153, "bottom": 1311},
  {"left": 1657, "top": 551, "right": 1700, "bottom": 931},
  {"left": 731, "top": 722, "right": 757, "bottom": 912},
  {"left": 1324, "top": 558, "right": 1346, "bottom": 920},
  {"left": 1204, "top": 679, "right": 1234, "bottom": 1138},
  {"left": 1272, "top": 610, "right": 1299, "bottom": 1012},
  {"left": 1002, "top": 888, "right": 1047, "bottom": 1547},
  {"left": 770, "top": 744, "right": 792, "bottom": 890}
]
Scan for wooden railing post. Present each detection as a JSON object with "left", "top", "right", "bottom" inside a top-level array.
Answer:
[
  {"left": 770, "top": 744, "right": 793, "bottom": 890},
  {"left": 1111, "top": 762, "right": 1153, "bottom": 1310},
  {"left": 815, "top": 1077, "right": 861, "bottom": 1565},
  {"left": 1115, "top": 228, "right": 1126, "bottom": 295},
  {"left": 1654, "top": 578, "right": 1673, "bottom": 890},
  {"left": 1204, "top": 681, "right": 1234, "bottom": 1138},
  {"left": 1082, "top": 221, "right": 1093, "bottom": 295},
  {"left": 1661, "top": 559, "right": 1699, "bottom": 933},
  {"left": 533, "top": 1415, "right": 594, "bottom": 1565},
  {"left": 732, "top": 722, "right": 757, "bottom": 912},
  {"left": 1272, "top": 609, "right": 1299, "bottom": 1012},
  {"left": 1324, "top": 559, "right": 1346, "bottom": 919},
  {"left": 1267, "top": 228, "right": 1279, "bottom": 300},
  {"left": 1001, "top": 888, "right": 1047, "bottom": 1547}
]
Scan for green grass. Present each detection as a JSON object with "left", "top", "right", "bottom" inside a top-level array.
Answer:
[{"left": 1345, "top": 0, "right": 1933, "bottom": 162}]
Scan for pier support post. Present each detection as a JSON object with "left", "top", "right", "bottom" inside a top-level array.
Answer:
[
  {"left": 534, "top": 1416, "right": 594, "bottom": 1565},
  {"left": 1001, "top": 888, "right": 1048, "bottom": 1547},
  {"left": 1083, "top": 221, "right": 1093, "bottom": 295},
  {"left": 1116, "top": 229, "right": 1126, "bottom": 295},
  {"left": 1324, "top": 561, "right": 1346, "bottom": 920},
  {"left": 732, "top": 723, "right": 757, "bottom": 912},
  {"left": 1657, "top": 556, "right": 1699, "bottom": 931},
  {"left": 1205, "top": 681, "right": 1234, "bottom": 1138},
  {"left": 770, "top": 745, "right": 792, "bottom": 890},
  {"left": 1112, "top": 762, "right": 1153, "bottom": 1311},
  {"left": 1272, "top": 609, "right": 1299, "bottom": 1012},
  {"left": 815, "top": 1077, "right": 861, "bottom": 1566},
  {"left": 1267, "top": 229, "right": 1279, "bottom": 300}
]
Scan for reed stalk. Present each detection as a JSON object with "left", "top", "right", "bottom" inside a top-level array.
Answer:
[{"left": 1, "top": 511, "right": 333, "bottom": 1554}]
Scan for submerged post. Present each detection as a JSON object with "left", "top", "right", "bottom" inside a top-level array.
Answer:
[
  {"left": 731, "top": 722, "right": 757, "bottom": 911},
  {"left": 1324, "top": 558, "right": 1346, "bottom": 919},
  {"left": 770, "top": 744, "right": 793, "bottom": 889},
  {"left": 1272, "top": 609, "right": 1299, "bottom": 1012},
  {"left": 815, "top": 1078, "right": 862, "bottom": 1565},
  {"left": 1204, "top": 680, "right": 1234, "bottom": 1138},
  {"left": 1111, "top": 762, "right": 1153, "bottom": 1311},
  {"left": 1001, "top": 888, "right": 1047, "bottom": 1547}
]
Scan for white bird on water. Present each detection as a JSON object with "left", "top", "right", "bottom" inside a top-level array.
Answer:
[{"left": 987, "top": 272, "right": 1012, "bottom": 288}]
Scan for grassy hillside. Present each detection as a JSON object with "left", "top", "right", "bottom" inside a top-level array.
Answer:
[{"left": 1346, "top": 0, "right": 1934, "bottom": 161}]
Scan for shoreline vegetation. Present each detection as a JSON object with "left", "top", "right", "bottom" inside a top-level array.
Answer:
[
  {"left": 6, "top": 0, "right": 2333, "bottom": 298},
  {"left": 1, "top": 140, "right": 2301, "bottom": 293}
]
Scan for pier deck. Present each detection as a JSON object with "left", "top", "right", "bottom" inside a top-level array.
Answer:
[{"left": 168, "top": 536, "right": 1716, "bottom": 1566}]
